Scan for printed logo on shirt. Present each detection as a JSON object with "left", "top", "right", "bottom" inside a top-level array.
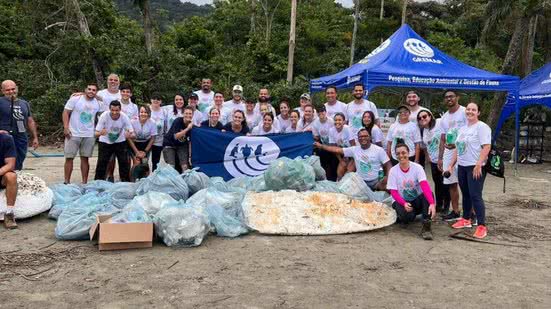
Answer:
[
  {"left": 428, "top": 136, "right": 439, "bottom": 155},
  {"left": 401, "top": 179, "right": 418, "bottom": 201},
  {"left": 457, "top": 141, "right": 466, "bottom": 156},
  {"left": 80, "top": 112, "right": 93, "bottom": 124},
  {"left": 359, "top": 161, "right": 372, "bottom": 174},
  {"left": 108, "top": 127, "right": 121, "bottom": 143}
]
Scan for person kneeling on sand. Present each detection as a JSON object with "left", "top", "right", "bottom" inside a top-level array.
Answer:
[
  {"left": 387, "top": 143, "right": 436, "bottom": 240},
  {"left": 0, "top": 133, "right": 18, "bottom": 229}
]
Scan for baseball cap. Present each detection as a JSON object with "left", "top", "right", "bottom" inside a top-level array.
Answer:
[
  {"left": 300, "top": 93, "right": 311, "bottom": 101},
  {"left": 396, "top": 105, "right": 410, "bottom": 112},
  {"left": 233, "top": 85, "right": 243, "bottom": 92},
  {"left": 189, "top": 93, "right": 199, "bottom": 100},
  {"left": 316, "top": 105, "right": 326, "bottom": 113}
]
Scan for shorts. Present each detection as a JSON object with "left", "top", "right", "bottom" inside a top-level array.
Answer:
[
  {"left": 163, "top": 145, "right": 190, "bottom": 168},
  {"left": 364, "top": 179, "right": 379, "bottom": 190},
  {"left": 443, "top": 148, "right": 458, "bottom": 185},
  {"left": 64, "top": 136, "right": 96, "bottom": 158}
]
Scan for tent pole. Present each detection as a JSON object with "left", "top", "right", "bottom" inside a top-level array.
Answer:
[{"left": 514, "top": 94, "right": 519, "bottom": 176}]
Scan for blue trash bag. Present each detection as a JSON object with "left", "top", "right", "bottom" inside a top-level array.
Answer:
[
  {"left": 337, "top": 172, "right": 381, "bottom": 201},
  {"left": 124, "top": 192, "right": 176, "bottom": 218},
  {"left": 111, "top": 203, "right": 152, "bottom": 223},
  {"left": 50, "top": 184, "right": 83, "bottom": 206},
  {"left": 312, "top": 180, "right": 342, "bottom": 193},
  {"left": 106, "top": 182, "right": 139, "bottom": 209},
  {"left": 55, "top": 193, "right": 119, "bottom": 240},
  {"left": 187, "top": 187, "right": 246, "bottom": 219},
  {"left": 204, "top": 204, "right": 248, "bottom": 238},
  {"left": 155, "top": 203, "right": 210, "bottom": 247},
  {"left": 136, "top": 164, "right": 189, "bottom": 201},
  {"left": 264, "top": 157, "right": 316, "bottom": 192},
  {"left": 300, "top": 156, "right": 327, "bottom": 181},
  {"left": 83, "top": 180, "right": 113, "bottom": 194},
  {"left": 181, "top": 168, "right": 210, "bottom": 195}
]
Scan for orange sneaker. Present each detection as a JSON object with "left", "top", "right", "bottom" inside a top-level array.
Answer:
[
  {"left": 473, "top": 225, "right": 487, "bottom": 239},
  {"left": 452, "top": 218, "right": 472, "bottom": 229}
]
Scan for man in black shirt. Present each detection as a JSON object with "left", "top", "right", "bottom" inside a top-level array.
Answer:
[{"left": 0, "top": 134, "right": 18, "bottom": 229}]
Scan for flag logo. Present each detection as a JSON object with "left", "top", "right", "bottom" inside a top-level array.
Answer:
[{"left": 223, "top": 136, "right": 281, "bottom": 178}]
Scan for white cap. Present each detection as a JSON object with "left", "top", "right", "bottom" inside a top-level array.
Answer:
[{"left": 233, "top": 85, "right": 243, "bottom": 92}]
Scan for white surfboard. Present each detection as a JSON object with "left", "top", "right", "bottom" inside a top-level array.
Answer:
[
  {"left": 242, "top": 190, "right": 396, "bottom": 235},
  {"left": 0, "top": 172, "right": 53, "bottom": 220}
]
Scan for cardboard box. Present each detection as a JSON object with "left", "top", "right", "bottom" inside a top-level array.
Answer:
[{"left": 89, "top": 214, "right": 153, "bottom": 251}]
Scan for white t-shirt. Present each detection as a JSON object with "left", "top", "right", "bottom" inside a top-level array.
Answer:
[
  {"left": 223, "top": 100, "right": 246, "bottom": 113},
  {"left": 386, "top": 121, "right": 422, "bottom": 159},
  {"left": 121, "top": 101, "right": 138, "bottom": 120},
  {"left": 387, "top": 162, "right": 427, "bottom": 201},
  {"left": 312, "top": 117, "right": 334, "bottom": 144},
  {"left": 370, "top": 125, "right": 385, "bottom": 144},
  {"left": 150, "top": 107, "right": 167, "bottom": 147},
  {"left": 64, "top": 96, "right": 102, "bottom": 137},
  {"left": 456, "top": 121, "right": 491, "bottom": 166},
  {"left": 343, "top": 144, "right": 389, "bottom": 182},
  {"left": 131, "top": 118, "right": 157, "bottom": 143},
  {"left": 277, "top": 114, "right": 291, "bottom": 132},
  {"left": 440, "top": 105, "right": 467, "bottom": 162},
  {"left": 408, "top": 106, "right": 429, "bottom": 123},
  {"left": 285, "top": 125, "right": 298, "bottom": 133},
  {"left": 346, "top": 99, "right": 379, "bottom": 135},
  {"left": 293, "top": 107, "right": 318, "bottom": 119},
  {"left": 324, "top": 101, "right": 347, "bottom": 120},
  {"left": 245, "top": 111, "right": 261, "bottom": 129},
  {"left": 97, "top": 89, "right": 121, "bottom": 107},
  {"left": 251, "top": 125, "right": 279, "bottom": 135},
  {"left": 163, "top": 105, "right": 183, "bottom": 130},
  {"left": 422, "top": 119, "right": 443, "bottom": 164},
  {"left": 96, "top": 111, "right": 133, "bottom": 144},
  {"left": 328, "top": 125, "right": 354, "bottom": 147},
  {"left": 297, "top": 118, "right": 314, "bottom": 132},
  {"left": 192, "top": 110, "right": 203, "bottom": 126},
  {"left": 216, "top": 106, "right": 232, "bottom": 125},
  {"left": 194, "top": 90, "right": 215, "bottom": 116}
]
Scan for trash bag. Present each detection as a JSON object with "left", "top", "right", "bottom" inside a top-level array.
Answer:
[
  {"left": 125, "top": 192, "right": 176, "bottom": 218},
  {"left": 136, "top": 164, "right": 189, "bottom": 201},
  {"left": 106, "top": 182, "right": 139, "bottom": 209},
  {"left": 337, "top": 172, "right": 380, "bottom": 201},
  {"left": 204, "top": 204, "right": 248, "bottom": 237},
  {"left": 50, "top": 184, "right": 82, "bottom": 206},
  {"left": 111, "top": 203, "right": 152, "bottom": 223},
  {"left": 186, "top": 187, "right": 245, "bottom": 219},
  {"left": 312, "top": 180, "right": 342, "bottom": 193},
  {"left": 83, "top": 180, "right": 113, "bottom": 194},
  {"left": 155, "top": 205, "right": 210, "bottom": 247},
  {"left": 181, "top": 168, "right": 210, "bottom": 195},
  {"left": 227, "top": 176, "right": 266, "bottom": 192},
  {"left": 55, "top": 193, "right": 119, "bottom": 240},
  {"left": 301, "top": 156, "right": 327, "bottom": 181},
  {"left": 49, "top": 191, "right": 104, "bottom": 220},
  {"left": 264, "top": 157, "right": 315, "bottom": 192},
  {"left": 208, "top": 176, "right": 231, "bottom": 191}
]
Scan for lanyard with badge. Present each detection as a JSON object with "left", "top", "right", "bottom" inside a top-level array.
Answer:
[{"left": 10, "top": 97, "right": 25, "bottom": 134}]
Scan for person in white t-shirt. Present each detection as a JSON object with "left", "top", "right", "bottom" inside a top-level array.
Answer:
[
  {"left": 315, "top": 128, "right": 391, "bottom": 191},
  {"left": 284, "top": 110, "right": 301, "bottom": 133},
  {"left": 119, "top": 84, "right": 138, "bottom": 120},
  {"left": 294, "top": 93, "right": 317, "bottom": 118},
  {"left": 96, "top": 73, "right": 121, "bottom": 107},
  {"left": 312, "top": 106, "right": 337, "bottom": 180},
  {"left": 346, "top": 83, "right": 379, "bottom": 136},
  {"left": 163, "top": 93, "right": 185, "bottom": 130},
  {"left": 386, "top": 105, "right": 421, "bottom": 164},
  {"left": 187, "top": 93, "right": 204, "bottom": 126},
  {"left": 438, "top": 90, "right": 467, "bottom": 221},
  {"left": 244, "top": 99, "right": 260, "bottom": 129},
  {"left": 128, "top": 105, "right": 157, "bottom": 179},
  {"left": 212, "top": 92, "right": 231, "bottom": 125},
  {"left": 361, "top": 110, "right": 384, "bottom": 146},
  {"left": 223, "top": 85, "right": 246, "bottom": 113},
  {"left": 327, "top": 113, "right": 355, "bottom": 179},
  {"left": 252, "top": 113, "right": 279, "bottom": 135},
  {"left": 324, "top": 86, "right": 347, "bottom": 120},
  {"left": 62, "top": 83, "right": 103, "bottom": 184},
  {"left": 277, "top": 99, "right": 291, "bottom": 132},
  {"left": 450, "top": 102, "right": 491, "bottom": 239},
  {"left": 387, "top": 143, "right": 436, "bottom": 240},
  {"left": 194, "top": 78, "right": 215, "bottom": 118},
  {"left": 149, "top": 93, "right": 167, "bottom": 172},
  {"left": 405, "top": 90, "right": 429, "bottom": 123},
  {"left": 94, "top": 100, "right": 134, "bottom": 182},
  {"left": 297, "top": 104, "right": 315, "bottom": 132},
  {"left": 417, "top": 109, "right": 449, "bottom": 214}
]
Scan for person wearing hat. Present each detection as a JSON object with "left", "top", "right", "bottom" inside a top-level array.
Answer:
[
  {"left": 346, "top": 83, "right": 379, "bottom": 137},
  {"left": 385, "top": 105, "right": 421, "bottom": 165},
  {"left": 294, "top": 93, "right": 317, "bottom": 118},
  {"left": 187, "top": 92, "right": 204, "bottom": 126},
  {"left": 223, "top": 85, "right": 246, "bottom": 113}
]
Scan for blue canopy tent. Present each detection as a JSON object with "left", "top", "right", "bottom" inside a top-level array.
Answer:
[
  {"left": 494, "top": 62, "right": 551, "bottom": 140},
  {"left": 310, "top": 24, "right": 520, "bottom": 170}
]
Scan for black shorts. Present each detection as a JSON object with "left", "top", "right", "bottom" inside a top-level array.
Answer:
[{"left": 0, "top": 175, "right": 4, "bottom": 189}]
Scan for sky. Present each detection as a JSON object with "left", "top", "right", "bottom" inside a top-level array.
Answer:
[{"left": 181, "top": 0, "right": 440, "bottom": 8}]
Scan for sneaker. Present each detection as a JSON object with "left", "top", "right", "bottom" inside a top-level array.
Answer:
[
  {"left": 442, "top": 211, "right": 460, "bottom": 221},
  {"left": 420, "top": 220, "right": 433, "bottom": 240},
  {"left": 452, "top": 218, "right": 472, "bottom": 229},
  {"left": 3, "top": 213, "right": 18, "bottom": 229},
  {"left": 473, "top": 225, "right": 487, "bottom": 239}
]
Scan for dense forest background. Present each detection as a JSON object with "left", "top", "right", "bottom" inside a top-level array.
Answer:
[{"left": 1, "top": 0, "right": 550, "bottom": 140}]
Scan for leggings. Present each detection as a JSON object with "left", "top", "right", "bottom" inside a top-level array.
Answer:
[
  {"left": 458, "top": 165, "right": 486, "bottom": 225},
  {"left": 151, "top": 145, "right": 163, "bottom": 172}
]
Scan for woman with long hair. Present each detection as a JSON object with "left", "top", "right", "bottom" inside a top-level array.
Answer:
[
  {"left": 163, "top": 93, "right": 185, "bottom": 130},
  {"left": 284, "top": 110, "right": 301, "bottom": 133},
  {"left": 163, "top": 106, "right": 194, "bottom": 172},
  {"left": 361, "top": 110, "right": 384, "bottom": 147},
  {"left": 200, "top": 107, "right": 224, "bottom": 130},
  {"left": 277, "top": 100, "right": 291, "bottom": 132},
  {"left": 148, "top": 94, "right": 166, "bottom": 172},
  {"left": 128, "top": 105, "right": 157, "bottom": 179},
  {"left": 297, "top": 104, "right": 315, "bottom": 132},
  {"left": 222, "top": 110, "right": 250, "bottom": 135},
  {"left": 327, "top": 113, "right": 356, "bottom": 179},
  {"left": 252, "top": 113, "right": 279, "bottom": 135}
]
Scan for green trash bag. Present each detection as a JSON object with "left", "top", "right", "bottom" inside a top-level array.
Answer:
[{"left": 263, "top": 157, "right": 315, "bottom": 192}]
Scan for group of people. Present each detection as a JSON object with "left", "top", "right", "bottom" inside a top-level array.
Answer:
[{"left": 0, "top": 76, "right": 491, "bottom": 240}]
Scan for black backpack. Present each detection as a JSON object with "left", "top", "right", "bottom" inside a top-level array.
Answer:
[{"left": 485, "top": 146, "right": 505, "bottom": 192}]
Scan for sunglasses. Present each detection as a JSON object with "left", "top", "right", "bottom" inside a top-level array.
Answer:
[{"left": 418, "top": 114, "right": 429, "bottom": 120}]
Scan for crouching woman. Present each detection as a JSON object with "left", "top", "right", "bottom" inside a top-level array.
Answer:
[{"left": 387, "top": 143, "right": 436, "bottom": 240}]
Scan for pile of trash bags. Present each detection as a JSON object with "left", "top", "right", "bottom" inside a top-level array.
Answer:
[{"left": 50, "top": 156, "right": 391, "bottom": 248}]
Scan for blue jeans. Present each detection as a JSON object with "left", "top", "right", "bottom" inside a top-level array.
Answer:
[
  {"left": 458, "top": 165, "right": 486, "bottom": 225},
  {"left": 12, "top": 134, "right": 28, "bottom": 170}
]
